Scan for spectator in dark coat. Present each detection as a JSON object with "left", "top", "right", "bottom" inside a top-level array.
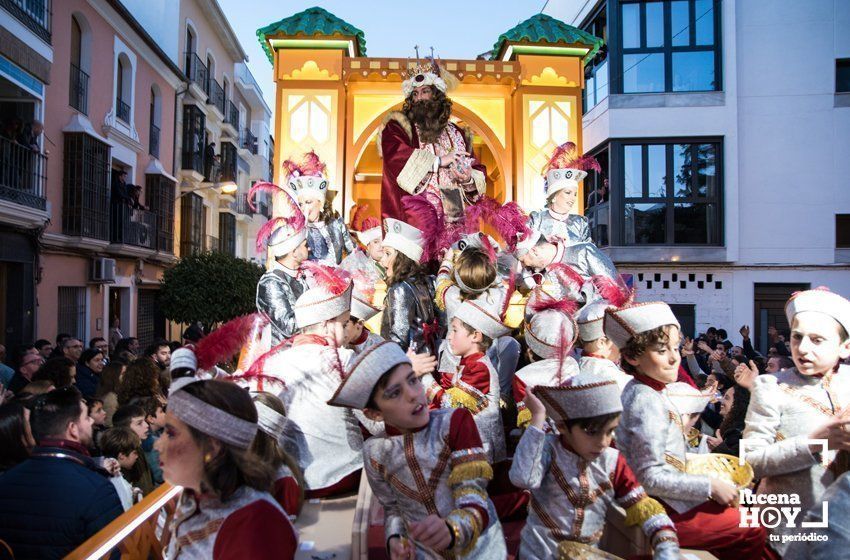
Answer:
[
  {"left": 75, "top": 348, "right": 105, "bottom": 399},
  {"left": 0, "top": 386, "right": 123, "bottom": 559}
]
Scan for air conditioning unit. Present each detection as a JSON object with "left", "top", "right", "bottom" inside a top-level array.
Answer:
[{"left": 90, "top": 257, "right": 116, "bottom": 283}]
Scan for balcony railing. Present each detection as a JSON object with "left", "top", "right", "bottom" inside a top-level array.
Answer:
[
  {"left": 0, "top": 136, "right": 47, "bottom": 210},
  {"left": 69, "top": 63, "right": 89, "bottom": 115},
  {"left": 233, "top": 193, "right": 252, "bottom": 215},
  {"left": 225, "top": 101, "right": 239, "bottom": 127},
  {"left": 149, "top": 124, "right": 160, "bottom": 158},
  {"left": 110, "top": 205, "right": 157, "bottom": 249},
  {"left": 205, "top": 235, "right": 220, "bottom": 252},
  {"left": 184, "top": 52, "right": 207, "bottom": 91},
  {"left": 207, "top": 79, "right": 225, "bottom": 114},
  {"left": 241, "top": 128, "right": 257, "bottom": 154},
  {"left": 1, "top": 0, "right": 51, "bottom": 43},
  {"left": 116, "top": 98, "right": 131, "bottom": 123}
]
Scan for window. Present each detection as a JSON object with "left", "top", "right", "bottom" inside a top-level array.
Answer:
[
  {"left": 754, "top": 283, "right": 809, "bottom": 353},
  {"left": 181, "top": 105, "right": 206, "bottom": 174},
  {"left": 116, "top": 54, "right": 132, "bottom": 123},
  {"left": 146, "top": 174, "right": 175, "bottom": 253},
  {"left": 69, "top": 15, "right": 89, "bottom": 114},
  {"left": 837, "top": 215, "right": 850, "bottom": 248},
  {"left": 63, "top": 132, "right": 110, "bottom": 240},
  {"left": 618, "top": 0, "right": 720, "bottom": 93},
  {"left": 137, "top": 289, "right": 165, "bottom": 350},
  {"left": 220, "top": 142, "right": 237, "bottom": 182},
  {"left": 582, "top": 3, "right": 609, "bottom": 111},
  {"left": 149, "top": 86, "right": 161, "bottom": 157},
  {"left": 219, "top": 212, "right": 236, "bottom": 256},
  {"left": 838, "top": 59, "right": 850, "bottom": 93},
  {"left": 180, "top": 193, "right": 204, "bottom": 256},
  {"left": 58, "top": 287, "right": 86, "bottom": 340},
  {"left": 615, "top": 139, "right": 722, "bottom": 245},
  {"left": 583, "top": 147, "right": 610, "bottom": 246},
  {"left": 669, "top": 303, "right": 696, "bottom": 338}
]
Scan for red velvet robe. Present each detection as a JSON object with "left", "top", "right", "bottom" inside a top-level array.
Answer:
[{"left": 380, "top": 113, "right": 486, "bottom": 225}]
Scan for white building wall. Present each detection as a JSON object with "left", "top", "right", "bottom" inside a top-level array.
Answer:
[{"left": 121, "top": 0, "right": 180, "bottom": 62}]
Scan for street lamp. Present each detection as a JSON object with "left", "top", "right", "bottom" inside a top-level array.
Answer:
[{"left": 176, "top": 180, "right": 238, "bottom": 199}]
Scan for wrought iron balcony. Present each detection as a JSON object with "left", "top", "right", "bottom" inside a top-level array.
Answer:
[
  {"left": 69, "top": 63, "right": 89, "bottom": 115},
  {"left": 241, "top": 128, "right": 257, "bottom": 154},
  {"left": 0, "top": 136, "right": 47, "bottom": 211},
  {"left": 116, "top": 97, "right": 131, "bottom": 123},
  {"left": 225, "top": 101, "right": 239, "bottom": 127},
  {"left": 205, "top": 234, "right": 220, "bottom": 252},
  {"left": 233, "top": 193, "right": 252, "bottom": 215},
  {"left": 110, "top": 205, "right": 157, "bottom": 249},
  {"left": 207, "top": 79, "right": 225, "bottom": 114},
  {"left": 1, "top": 0, "right": 50, "bottom": 43},
  {"left": 184, "top": 52, "right": 207, "bottom": 91},
  {"left": 149, "top": 124, "right": 160, "bottom": 158}
]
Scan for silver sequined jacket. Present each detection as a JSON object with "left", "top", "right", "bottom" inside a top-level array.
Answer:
[
  {"left": 363, "top": 408, "right": 506, "bottom": 559},
  {"left": 527, "top": 209, "right": 591, "bottom": 245},
  {"left": 306, "top": 216, "right": 355, "bottom": 265},
  {"left": 617, "top": 380, "right": 712, "bottom": 514},
  {"left": 256, "top": 268, "right": 309, "bottom": 344},
  {"left": 795, "top": 470, "right": 850, "bottom": 559},
  {"left": 742, "top": 366, "right": 850, "bottom": 557},
  {"left": 509, "top": 426, "right": 679, "bottom": 560},
  {"left": 381, "top": 275, "right": 440, "bottom": 353}
]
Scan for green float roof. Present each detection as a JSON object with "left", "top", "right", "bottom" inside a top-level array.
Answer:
[
  {"left": 257, "top": 7, "right": 366, "bottom": 64},
  {"left": 491, "top": 13, "right": 603, "bottom": 62}
]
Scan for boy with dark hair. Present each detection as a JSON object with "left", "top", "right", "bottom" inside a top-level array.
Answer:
[
  {"left": 99, "top": 427, "right": 142, "bottom": 510},
  {"left": 135, "top": 396, "right": 165, "bottom": 484},
  {"left": 112, "top": 403, "right": 155, "bottom": 495},
  {"left": 509, "top": 369, "right": 680, "bottom": 558},
  {"left": 608, "top": 302, "right": 770, "bottom": 559},
  {"left": 328, "top": 341, "right": 506, "bottom": 559}
]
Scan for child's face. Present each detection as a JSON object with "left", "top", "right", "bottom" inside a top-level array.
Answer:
[
  {"left": 298, "top": 193, "right": 322, "bottom": 222},
  {"left": 560, "top": 415, "right": 619, "bottom": 462},
  {"left": 790, "top": 312, "right": 850, "bottom": 376},
  {"left": 117, "top": 449, "right": 139, "bottom": 470},
  {"left": 625, "top": 326, "right": 682, "bottom": 384},
  {"left": 129, "top": 416, "right": 150, "bottom": 440},
  {"left": 719, "top": 386, "right": 734, "bottom": 417},
  {"left": 447, "top": 317, "right": 479, "bottom": 357},
  {"left": 344, "top": 318, "right": 364, "bottom": 345},
  {"left": 147, "top": 405, "right": 167, "bottom": 431},
  {"left": 364, "top": 364, "right": 429, "bottom": 431},
  {"left": 682, "top": 412, "right": 701, "bottom": 431},
  {"left": 380, "top": 246, "right": 397, "bottom": 276},
  {"left": 90, "top": 403, "right": 106, "bottom": 426},
  {"left": 366, "top": 238, "right": 383, "bottom": 262}
]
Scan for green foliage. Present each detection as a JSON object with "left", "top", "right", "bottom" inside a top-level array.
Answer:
[{"left": 159, "top": 251, "right": 264, "bottom": 327}]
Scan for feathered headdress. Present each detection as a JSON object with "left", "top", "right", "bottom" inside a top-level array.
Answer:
[
  {"left": 251, "top": 181, "right": 306, "bottom": 256},
  {"left": 194, "top": 313, "right": 265, "bottom": 372},
  {"left": 401, "top": 194, "right": 465, "bottom": 262},
  {"left": 591, "top": 274, "right": 634, "bottom": 307},
  {"left": 282, "top": 150, "right": 327, "bottom": 180},
  {"left": 301, "top": 261, "right": 352, "bottom": 296},
  {"left": 543, "top": 142, "right": 602, "bottom": 175},
  {"left": 464, "top": 196, "right": 530, "bottom": 252}
]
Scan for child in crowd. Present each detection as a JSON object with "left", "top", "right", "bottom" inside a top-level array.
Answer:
[
  {"left": 112, "top": 404, "right": 155, "bottom": 496},
  {"left": 743, "top": 288, "right": 850, "bottom": 558},
  {"left": 252, "top": 392, "right": 304, "bottom": 518},
  {"left": 665, "top": 382, "right": 713, "bottom": 453},
  {"left": 328, "top": 341, "right": 506, "bottom": 559},
  {"left": 380, "top": 218, "right": 440, "bottom": 354},
  {"left": 346, "top": 272, "right": 384, "bottom": 355},
  {"left": 510, "top": 370, "right": 680, "bottom": 559},
  {"left": 608, "top": 302, "right": 771, "bottom": 559},
  {"left": 99, "top": 427, "right": 142, "bottom": 510},
  {"left": 423, "top": 298, "right": 507, "bottom": 463},
  {"left": 253, "top": 181, "right": 310, "bottom": 344},
  {"left": 285, "top": 151, "right": 354, "bottom": 265},
  {"left": 136, "top": 396, "right": 166, "bottom": 485},
  {"left": 259, "top": 265, "right": 363, "bottom": 498},
  {"left": 576, "top": 296, "right": 633, "bottom": 390},
  {"left": 86, "top": 397, "right": 107, "bottom": 456}
]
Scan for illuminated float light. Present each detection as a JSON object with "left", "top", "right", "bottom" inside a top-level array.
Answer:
[
  {"left": 270, "top": 38, "right": 356, "bottom": 57},
  {"left": 501, "top": 44, "right": 591, "bottom": 61}
]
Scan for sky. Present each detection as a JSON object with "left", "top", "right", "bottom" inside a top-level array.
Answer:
[{"left": 216, "top": 0, "right": 547, "bottom": 116}]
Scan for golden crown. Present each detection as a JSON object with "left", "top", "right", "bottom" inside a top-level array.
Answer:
[{"left": 404, "top": 61, "right": 438, "bottom": 80}]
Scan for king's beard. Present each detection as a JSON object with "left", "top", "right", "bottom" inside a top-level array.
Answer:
[{"left": 407, "top": 97, "right": 451, "bottom": 144}]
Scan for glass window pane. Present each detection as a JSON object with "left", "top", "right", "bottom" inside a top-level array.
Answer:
[
  {"left": 672, "top": 51, "right": 715, "bottom": 91},
  {"left": 836, "top": 59, "right": 850, "bottom": 93},
  {"left": 646, "top": 2, "right": 665, "bottom": 48},
  {"left": 696, "top": 143, "right": 717, "bottom": 197},
  {"left": 622, "top": 3, "right": 640, "bottom": 49},
  {"left": 596, "top": 60, "right": 609, "bottom": 102},
  {"left": 674, "top": 203, "right": 714, "bottom": 243},
  {"left": 673, "top": 144, "right": 692, "bottom": 197},
  {"left": 695, "top": 0, "right": 715, "bottom": 46},
  {"left": 586, "top": 74, "right": 596, "bottom": 108},
  {"left": 624, "top": 145, "right": 643, "bottom": 198},
  {"left": 647, "top": 145, "right": 666, "bottom": 197},
  {"left": 625, "top": 203, "right": 666, "bottom": 244},
  {"left": 671, "top": 0, "right": 690, "bottom": 47},
  {"left": 623, "top": 53, "right": 665, "bottom": 93}
]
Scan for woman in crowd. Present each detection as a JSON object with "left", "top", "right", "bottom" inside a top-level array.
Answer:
[
  {"left": 117, "top": 358, "right": 162, "bottom": 405},
  {"left": 96, "top": 359, "right": 126, "bottom": 426},
  {"left": 0, "top": 401, "right": 35, "bottom": 474}
]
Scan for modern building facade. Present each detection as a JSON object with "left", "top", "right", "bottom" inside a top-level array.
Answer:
[{"left": 545, "top": 0, "right": 850, "bottom": 350}]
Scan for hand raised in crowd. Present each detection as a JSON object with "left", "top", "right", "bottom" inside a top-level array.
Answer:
[
  {"left": 706, "top": 429, "right": 723, "bottom": 450},
  {"left": 734, "top": 360, "right": 759, "bottom": 390},
  {"left": 407, "top": 349, "right": 437, "bottom": 377},
  {"left": 523, "top": 390, "right": 547, "bottom": 430},
  {"left": 102, "top": 458, "right": 121, "bottom": 476},
  {"left": 408, "top": 514, "right": 453, "bottom": 551},
  {"left": 697, "top": 340, "right": 714, "bottom": 355},
  {"left": 809, "top": 408, "right": 850, "bottom": 453},
  {"left": 739, "top": 325, "right": 750, "bottom": 340},
  {"left": 681, "top": 337, "right": 695, "bottom": 357},
  {"left": 710, "top": 478, "right": 739, "bottom": 506},
  {"left": 387, "top": 536, "right": 415, "bottom": 560},
  {"left": 710, "top": 348, "right": 727, "bottom": 364}
]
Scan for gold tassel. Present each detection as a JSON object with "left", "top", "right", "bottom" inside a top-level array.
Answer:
[
  {"left": 446, "top": 387, "right": 487, "bottom": 413},
  {"left": 435, "top": 278, "right": 453, "bottom": 311},
  {"left": 624, "top": 497, "right": 666, "bottom": 527},
  {"left": 448, "top": 460, "right": 494, "bottom": 485},
  {"left": 452, "top": 485, "right": 488, "bottom": 502},
  {"left": 517, "top": 407, "right": 532, "bottom": 428}
]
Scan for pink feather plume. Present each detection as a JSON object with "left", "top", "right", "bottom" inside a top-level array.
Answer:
[
  {"left": 237, "top": 339, "right": 293, "bottom": 387},
  {"left": 591, "top": 275, "right": 634, "bottom": 307},
  {"left": 351, "top": 204, "right": 370, "bottom": 231},
  {"left": 480, "top": 235, "right": 497, "bottom": 264},
  {"left": 547, "top": 263, "right": 585, "bottom": 292},
  {"left": 464, "top": 197, "right": 530, "bottom": 251},
  {"left": 256, "top": 217, "right": 285, "bottom": 255},
  {"left": 299, "top": 150, "right": 327, "bottom": 177},
  {"left": 500, "top": 269, "right": 516, "bottom": 319},
  {"left": 194, "top": 313, "right": 264, "bottom": 371},
  {"left": 301, "top": 261, "right": 351, "bottom": 296},
  {"left": 529, "top": 291, "right": 578, "bottom": 317},
  {"left": 543, "top": 142, "right": 601, "bottom": 174},
  {"left": 402, "top": 194, "right": 443, "bottom": 262}
]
